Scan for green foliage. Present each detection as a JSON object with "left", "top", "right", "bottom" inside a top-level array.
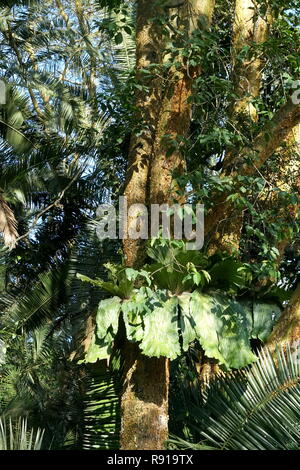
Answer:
[
  {"left": 80, "top": 264, "right": 281, "bottom": 368},
  {"left": 78, "top": 241, "right": 284, "bottom": 368},
  {"left": 145, "top": 240, "right": 210, "bottom": 293},
  {"left": 139, "top": 294, "right": 180, "bottom": 360},
  {"left": 82, "top": 297, "right": 122, "bottom": 363},
  {"left": 0, "top": 0, "right": 299, "bottom": 451},
  {"left": 251, "top": 302, "right": 279, "bottom": 342},
  {"left": 77, "top": 267, "right": 135, "bottom": 299},
  {"left": 171, "top": 345, "right": 300, "bottom": 450},
  {"left": 0, "top": 418, "right": 44, "bottom": 450},
  {"left": 83, "top": 367, "right": 121, "bottom": 450},
  {"left": 180, "top": 291, "right": 257, "bottom": 369},
  {"left": 0, "top": 323, "right": 85, "bottom": 449}
]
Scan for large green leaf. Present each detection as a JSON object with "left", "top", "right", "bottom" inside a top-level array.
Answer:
[
  {"left": 183, "top": 291, "right": 257, "bottom": 369},
  {"left": 139, "top": 295, "right": 181, "bottom": 360},
  {"left": 84, "top": 297, "right": 122, "bottom": 363},
  {"left": 208, "top": 258, "right": 248, "bottom": 291},
  {"left": 216, "top": 298, "right": 257, "bottom": 369},
  {"left": 122, "top": 289, "right": 149, "bottom": 342},
  {"left": 189, "top": 291, "right": 225, "bottom": 364},
  {"left": 83, "top": 334, "right": 111, "bottom": 363},
  {"left": 83, "top": 287, "right": 279, "bottom": 368},
  {"left": 178, "top": 293, "right": 197, "bottom": 351},
  {"left": 96, "top": 296, "right": 122, "bottom": 339},
  {"left": 239, "top": 298, "right": 282, "bottom": 342}
]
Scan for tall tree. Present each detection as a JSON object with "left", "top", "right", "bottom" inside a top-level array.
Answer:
[{"left": 120, "top": 0, "right": 215, "bottom": 450}]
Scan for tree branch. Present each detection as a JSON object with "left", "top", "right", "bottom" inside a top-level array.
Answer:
[
  {"left": 206, "top": 97, "right": 300, "bottom": 244},
  {"left": 238, "top": 97, "right": 300, "bottom": 175},
  {"left": 267, "top": 282, "right": 300, "bottom": 350}
]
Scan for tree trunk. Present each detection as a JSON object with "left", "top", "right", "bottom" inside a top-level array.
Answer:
[
  {"left": 120, "top": 0, "right": 168, "bottom": 450},
  {"left": 150, "top": 0, "right": 215, "bottom": 205},
  {"left": 123, "top": 0, "right": 164, "bottom": 268},
  {"left": 120, "top": 0, "right": 215, "bottom": 450},
  {"left": 231, "top": 0, "right": 272, "bottom": 120},
  {"left": 120, "top": 341, "right": 169, "bottom": 450},
  {"left": 207, "top": 0, "right": 272, "bottom": 255},
  {"left": 267, "top": 282, "right": 300, "bottom": 351}
]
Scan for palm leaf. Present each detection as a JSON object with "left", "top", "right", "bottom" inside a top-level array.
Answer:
[
  {"left": 1, "top": 266, "right": 69, "bottom": 332},
  {"left": 0, "top": 418, "right": 44, "bottom": 450},
  {"left": 83, "top": 366, "right": 121, "bottom": 450},
  {"left": 172, "top": 344, "right": 300, "bottom": 450},
  {"left": 0, "top": 196, "right": 18, "bottom": 250}
]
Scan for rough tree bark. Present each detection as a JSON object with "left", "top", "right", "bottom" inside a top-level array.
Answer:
[
  {"left": 122, "top": 0, "right": 165, "bottom": 268},
  {"left": 267, "top": 282, "right": 300, "bottom": 351},
  {"left": 120, "top": 0, "right": 168, "bottom": 450},
  {"left": 231, "top": 0, "right": 273, "bottom": 121},
  {"left": 120, "top": 0, "right": 215, "bottom": 449},
  {"left": 150, "top": 0, "right": 215, "bottom": 205}
]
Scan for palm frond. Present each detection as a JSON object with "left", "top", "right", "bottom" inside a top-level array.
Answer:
[
  {"left": 2, "top": 266, "right": 69, "bottom": 332},
  {"left": 168, "top": 434, "right": 217, "bottom": 450},
  {"left": 172, "top": 345, "right": 300, "bottom": 450},
  {"left": 0, "top": 196, "right": 18, "bottom": 250},
  {"left": 83, "top": 366, "right": 121, "bottom": 450}
]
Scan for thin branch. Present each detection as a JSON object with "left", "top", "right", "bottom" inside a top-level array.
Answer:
[{"left": 16, "top": 169, "right": 82, "bottom": 244}]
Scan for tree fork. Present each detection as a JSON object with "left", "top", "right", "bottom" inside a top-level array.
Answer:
[{"left": 205, "top": 97, "right": 300, "bottom": 244}]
